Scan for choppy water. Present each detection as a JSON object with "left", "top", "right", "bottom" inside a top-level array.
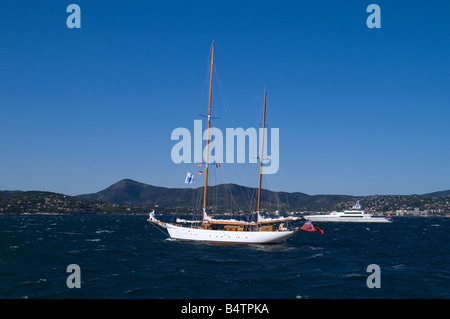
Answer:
[{"left": 0, "top": 214, "right": 448, "bottom": 299}]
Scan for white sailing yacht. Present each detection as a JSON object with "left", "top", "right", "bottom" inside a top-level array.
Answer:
[{"left": 148, "top": 41, "right": 300, "bottom": 244}]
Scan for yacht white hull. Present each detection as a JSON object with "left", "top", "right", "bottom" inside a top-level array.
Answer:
[
  {"left": 166, "top": 223, "right": 299, "bottom": 244},
  {"left": 304, "top": 215, "right": 392, "bottom": 223}
]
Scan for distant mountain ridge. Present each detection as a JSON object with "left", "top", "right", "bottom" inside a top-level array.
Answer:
[
  {"left": 78, "top": 179, "right": 164, "bottom": 205},
  {"left": 422, "top": 190, "right": 450, "bottom": 197},
  {"left": 77, "top": 179, "right": 450, "bottom": 212},
  {"left": 0, "top": 190, "right": 23, "bottom": 195},
  {"left": 2, "top": 179, "right": 449, "bottom": 214},
  {"left": 77, "top": 178, "right": 354, "bottom": 211}
]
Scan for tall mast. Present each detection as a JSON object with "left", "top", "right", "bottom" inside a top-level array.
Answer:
[
  {"left": 202, "top": 40, "right": 215, "bottom": 223},
  {"left": 256, "top": 84, "right": 267, "bottom": 225}
]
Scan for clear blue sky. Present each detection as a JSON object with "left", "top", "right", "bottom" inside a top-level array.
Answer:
[{"left": 1, "top": 1, "right": 449, "bottom": 196}]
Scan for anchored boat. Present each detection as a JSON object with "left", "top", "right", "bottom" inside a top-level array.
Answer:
[
  {"left": 148, "top": 41, "right": 300, "bottom": 244},
  {"left": 304, "top": 201, "right": 392, "bottom": 223}
]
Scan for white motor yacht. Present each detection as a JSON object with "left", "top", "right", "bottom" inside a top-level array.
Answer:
[{"left": 304, "top": 201, "right": 392, "bottom": 223}]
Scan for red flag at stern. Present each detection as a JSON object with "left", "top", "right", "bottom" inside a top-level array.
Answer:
[{"left": 301, "top": 220, "right": 324, "bottom": 234}]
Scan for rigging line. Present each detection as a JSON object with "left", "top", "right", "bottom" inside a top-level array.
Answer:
[
  {"left": 211, "top": 164, "right": 218, "bottom": 210},
  {"left": 261, "top": 172, "right": 277, "bottom": 212},
  {"left": 155, "top": 160, "right": 179, "bottom": 217},
  {"left": 242, "top": 183, "right": 255, "bottom": 212},
  {"left": 222, "top": 161, "right": 254, "bottom": 213},
  {"left": 195, "top": 71, "right": 210, "bottom": 118},
  {"left": 195, "top": 184, "right": 201, "bottom": 211},
  {"left": 216, "top": 46, "right": 255, "bottom": 99},
  {"left": 254, "top": 95, "right": 263, "bottom": 130},
  {"left": 262, "top": 174, "right": 271, "bottom": 207},
  {"left": 227, "top": 183, "right": 243, "bottom": 213},
  {"left": 285, "top": 192, "right": 291, "bottom": 211},
  {"left": 241, "top": 178, "right": 255, "bottom": 213},
  {"left": 149, "top": 221, "right": 169, "bottom": 237},
  {"left": 239, "top": 187, "right": 253, "bottom": 212},
  {"left": 173, "top": 186, "right": 188, "bottom": 221},
  {"left": 208, "top": 55, "right": 257, "bottom": 215},
  {"left": 256, "top": 94, "right": 274, "bottom": 129},
  {"left": 194, "top": 46, "right": 215, "bottom": 122},
  {"left": 214, "top": 66, "right": 237, "bottom": 129},
  {"left": 264, "top": 98, "right": 271, "bottom": 128}
]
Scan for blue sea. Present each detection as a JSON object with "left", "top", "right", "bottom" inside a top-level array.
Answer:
[{"left": 0, "top": 214, "right": 449, "bottom": 299}]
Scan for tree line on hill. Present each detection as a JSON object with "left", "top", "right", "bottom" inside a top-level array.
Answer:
[{"left": 1, "top": 179, "right": 449, "bottom": 215}]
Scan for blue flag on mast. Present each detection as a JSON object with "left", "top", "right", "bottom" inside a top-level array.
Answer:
[{"left": 185, "top": 172, "right": 194, "bottom": 184}]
